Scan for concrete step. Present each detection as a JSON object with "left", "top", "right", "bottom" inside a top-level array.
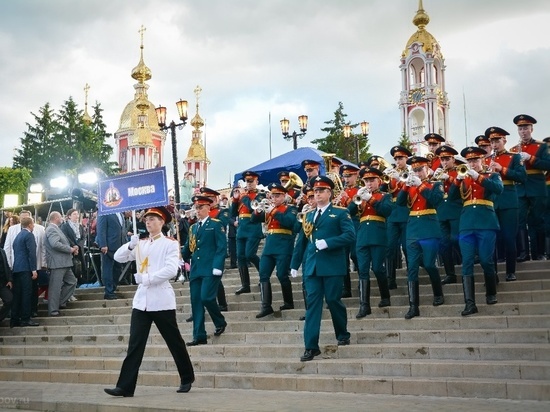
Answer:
[
  {"left": 1, "top": 355, "right": 549, "bottom": 381},
  {"left": 0, "top": 368, "right": 548, "bottom": 401}
]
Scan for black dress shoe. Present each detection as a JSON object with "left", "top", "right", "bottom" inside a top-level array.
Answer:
[
  {"left": 218, "top": 305, "right": 228, "bottom": 312},
  {"left": 235, "top": 286, "right": 251, "bottom": 295},
  {"left": 104, "top": 387, "right": 133, "bottom": 397},
  {"left": 104, "top": 295, "right": 118, "bottom": 300},
  {"left": 506, "top": 273, "right": 517, "bottom": 281},
  {"left": 441, "top": 275, "right": 457, "bottom": 285},
  {"left": 337, "top": 339, "right": 350, "bottom": 346},
  {"left": 177, "top": 382, "right": 192, "bottom": 393},
  {"left": 433, "top": 296, "right": 445, "bottom": 306},
  {"left": 486, "top": 295, "right": 498, "bottom": 305},
  {"left": 300, "top": 349, "right": 321, "bottom": 362},
  {"left": 186, "top": 339, "right": 207, "bottom": 346},
  {"left": 21, "top": 320, "right": 39, "bottom": 327},
  {"left": 214, "top": 326, "right": 226, "bottom": 336},
  {"left": 185, "top": 315, "right": 193, "bottom": 323},
  {"left": 299, "top": 315, "right": 306, "bottom": 321}
]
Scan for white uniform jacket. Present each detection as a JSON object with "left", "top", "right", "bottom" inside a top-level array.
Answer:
[{"left": 114, "top": 234, "right": 179, "bottom": 311}]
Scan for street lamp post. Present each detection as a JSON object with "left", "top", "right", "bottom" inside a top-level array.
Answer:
[
  {"left": 343, "top": 121, "right": 370, "bottom": 164},
  {"left": 280, "top": 115, "right": 308, "bottom": 149},
  {"left": 155, "top": 100, "right": 188, "bottom": 206}
]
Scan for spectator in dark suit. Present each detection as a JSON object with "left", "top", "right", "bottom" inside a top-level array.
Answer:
[
  {"left": 61, "top": 209, "right": 85, "bottom": 281},
  {"left": 0, "top": 248, "right": 13, "bottom": 325},
  {"left": 10, "top": 217, "right": 39, "bottom": 327},
  {"left": 96, "top": 213, "right": 126, "bottom": 300}
]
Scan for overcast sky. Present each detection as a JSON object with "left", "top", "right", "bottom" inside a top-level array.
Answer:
[{"left": 1, "top": 0, "right": 549, "bottom": 191}]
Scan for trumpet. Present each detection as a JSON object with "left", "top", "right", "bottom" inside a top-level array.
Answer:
[
  {"left": 251, "top": 198, "right": 273, "bottom": 213},
  {"left": 353, "top": 187, "right": 372, "bottom": 205},
  {"left": 297, "top": 204, "right": 314, "bottom": 223},
  {"left": 399, "top": 172, "right": 410, "bottom": 182},
  {"left": 487, "top": 150, "right": 497, "bottom": 172},
  {"left": 432, "top": 167, "right": 448, "bottom": 180},
  {"left": 183, "top": 206, "right": 198, "bottom": 220},
  {"left": 456, "top": 164, "right": 470, "bottom": 178}
]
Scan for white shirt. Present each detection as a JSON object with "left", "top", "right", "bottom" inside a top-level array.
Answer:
[{"left": 4, "top": 223, "right": 46, "bottom": 269}]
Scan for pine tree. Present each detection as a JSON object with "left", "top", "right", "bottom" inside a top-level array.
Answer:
[
  {"left": 311, "top": 102, "right": 371, "bottom": 165},
  {"left": 397, "top": 130, "right": 414, "bottom": 153}
]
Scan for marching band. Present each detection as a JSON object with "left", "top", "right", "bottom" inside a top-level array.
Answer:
[{"left": 174, "top": 113, "right": 549, "bottom": 361}]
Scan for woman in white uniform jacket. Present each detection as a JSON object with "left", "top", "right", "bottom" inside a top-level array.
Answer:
[{"left": 104, "top": 206, "right": 194, "bottom": 397}]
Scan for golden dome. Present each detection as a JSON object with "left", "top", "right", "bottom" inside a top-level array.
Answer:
[
  {"left": 190, "top": 112, "right": 205, "bottom": 130},
  {"left": 131, "top": 49, "right": 152, "bottom": 84},
  {"left": 117, "top": 98, "right": 161, "bottom": 132},
  {"left": 402, "top": 0, "right": 441, "bottom": 57}
]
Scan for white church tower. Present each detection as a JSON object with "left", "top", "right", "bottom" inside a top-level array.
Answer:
[{"left": 399, "top": 0, "right": 450, "bottom": 154}]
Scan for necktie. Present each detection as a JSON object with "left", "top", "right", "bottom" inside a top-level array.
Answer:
[{"left": 314, "top": 209, "right": 322, "bottom": 225}]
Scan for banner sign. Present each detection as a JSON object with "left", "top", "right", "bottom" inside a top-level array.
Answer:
[{"left": 97, "top": 167, "right": 168, "bottom": 215}]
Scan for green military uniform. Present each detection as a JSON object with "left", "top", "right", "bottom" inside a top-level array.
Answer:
[
  {"left": 290, "top": 176, "right": 355, "bottom": 361},
  {"left": 449, "top": 147, "right": 504, "bottom": 316},
  {"left": 182, "top": 197, "right": 227, "bottom": 344},
  {"left": 485, "top": 127, "right": 527, "bottom": 281},
  {"left": 252, "top": 183, "right": 298, "bottom": 318},
  {"left": 349, "top": 167, "right": 395, "bottom": 318}
]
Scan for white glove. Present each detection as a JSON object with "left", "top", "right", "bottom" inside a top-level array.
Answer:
[
  {"left": 264, "top": 205, "right": 274, "bottom": 214},
  {"left": 434, "top": 168, "right": 443, "bottom": 176},
  {"left": 467, "top": 169, "right": 479, "bottom": 180},
  {"left": 407, "top": 176, "right": 421, "bottom": 187},
  {"left": 213, "top": 268, "right": 222, "bottom": 276},
  {"left": 439, "top": 172, "right": 449, "bottom": 180},
  {"left": 520, "top": 152, "right": 531, "bottom": 161},
  {"left": 128, "top": 234, "right": 139, "bottom": 250},
  {"left": 388, "top": 169, "right": 400, "bottom": 179},
  {"left": 290, "top": 269, "right": 299, "bottom": 278},
  {"left": 456, "top": 172, "right": 465, "bottom": 180},
  {"left": 361, "top": 191, "right": 372, "bottom": 202},
  {"left": 315, "top": 239, "right": 328, "bottom": 250},
  {"left": 134, "top": 273, "right": 144, "bottom": 284}
]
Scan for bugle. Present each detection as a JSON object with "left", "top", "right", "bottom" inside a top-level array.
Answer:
[{"left": 353, "top": 187, "right": 371, "bottom": 205}]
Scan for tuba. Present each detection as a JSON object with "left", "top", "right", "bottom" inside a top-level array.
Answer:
[
  {"left": 321, "top": 153, "right": 344, "bottom": 203},
  {"left": 283, "top": 172, "right": 303, "bottom": 190}
]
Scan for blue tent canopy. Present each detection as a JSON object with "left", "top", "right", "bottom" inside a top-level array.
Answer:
[{"left": 233, "top": 147, "right": 355, "bottom": 187}]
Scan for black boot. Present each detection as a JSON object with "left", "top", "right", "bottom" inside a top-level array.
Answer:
[
  {"left": 342, "top": 272, "right": 352, "bottom": 298},
  {"left": 256, "top": 282, "right": 274, "bottom": 318},
  {"left": 516, "top": 229, "right": 530, "bottom": 262},
  {"left": 461, "top": 276, "right": 478, "bottom": 316},
  {"left": 279, "top": 282, "right": 294, "bottom": 311},
  {"left": 356, "top": 279, "right": 371, "bottom": 318},
  {"left": 485, "top": 274, "right": 498, "bottom": 305},
  {"left": 217, "top": 281, "right": 228, "bottom": 311},
  {"left": 430, "top": 277, "right": 445, "bottom": 306},
  {"left": 404, "top": 281, "right": 419, "bottom": 319},
  {"left": 235, "top": 265, "right": 251, "bottom": 295},
  {"left": 377, "top": 277, "right": 391, "bottom": 308},
  {"left": 441, "top": 274, "right": 457, "bottom": 285},
  {"left": 387, "top": 257, "right": 397, "bottom": 290}
]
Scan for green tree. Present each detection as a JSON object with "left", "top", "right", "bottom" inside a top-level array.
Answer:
[
  {"left": 312, "top": 102, "right": 371, "bottom": 165},
  {"left": 397, "top": 130, "right": 414, "bottom": 153},
  {"left": 12, "top": 98, "right": 118, "bottom": 179},
  {"left": 0, "top": 167, "right": 32, "bottom": 207}
]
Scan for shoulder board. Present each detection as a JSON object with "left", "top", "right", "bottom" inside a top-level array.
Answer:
[
  {"left": 332, "top": 205, "right": 347, "bottom": 210},
  {"left": 211, "top": 218, "right": 221, "bottom": 222},
  {"left": 166, "top": 236, "right": 178, "bottom": 242}
]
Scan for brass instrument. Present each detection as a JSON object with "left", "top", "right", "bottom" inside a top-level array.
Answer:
[
  {"left": 283, "top": 172, "right": 303, "bottom": 190},
  {"left": 399, "top": 171, "right": 410, "bottom": 183},
  {"left": 321, "top": 153, "right": 344, "bottom": 203},
  {"left": 251, "top": 198, "right": 273, "bottom": 213},
  {"left": 456, "top": 164, "right": 470, "bottom": 178},
  {"left": 231, "top": 179, "right": 246, "bottom": 199},
  {"left": 487, "top": 150, "right": 497, "bottom": 172},
  {"left": 184, "top": 206, "right": 198, "bottom": 220},
  {"left": 377, "top": 157, "right": 392, "bottom": 172},
  {"left": 432, "top": 167, "right": 447, "bottom": 181},
  {"left": 297, "top": 204, "right": 314, "bottom": 223},
  {"left": 353, "top": 187, "right": 371, "bottom": 205}
]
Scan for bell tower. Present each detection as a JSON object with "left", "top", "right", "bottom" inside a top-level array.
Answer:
[{"left": 399, "top": 0, "right": 450, "bottom": 154}]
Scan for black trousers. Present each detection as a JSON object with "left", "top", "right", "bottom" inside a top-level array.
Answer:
[
  {"left": 11, "top": 271, "right": 32, "bottom": 323},
  {"left": 0, "top": 285, "right": 13, "bottom": 322},
  {"left": 116, "top": 309, "right": 195, "bottom": 394}
]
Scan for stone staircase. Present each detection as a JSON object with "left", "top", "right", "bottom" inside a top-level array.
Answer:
[{"left": 0, "top": 259, "right": 549, "bottom": 402}]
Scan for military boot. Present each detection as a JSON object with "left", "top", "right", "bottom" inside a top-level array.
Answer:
[
  {"left": 356, "top": 279, "right": 371, "bottom": 318},
  {"left": 279, "top": 282, "right": 294, "bottom": 311},
  {"left": 404, "top": 281, "right": 419, "bottom": 319},
  {"left": 461, "top": 276, "right": 478, "bottom": 316},
  {"left": 235, "top": 265, "right": 251, "bottom": 295},
  {"left": 255, "top": 282, "right": 274, "bottom": 318}
]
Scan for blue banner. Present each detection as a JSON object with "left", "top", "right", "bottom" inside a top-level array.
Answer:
[{"left": 97, "top": 167, "right": 168, "bottom": 215}]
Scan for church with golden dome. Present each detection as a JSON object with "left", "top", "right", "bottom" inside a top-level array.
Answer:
[
  {"left": 113, "top": 26, "right": 209, "bottom": 200},
  {"left": 399, "top": 0, "right": 450, "bottom": 153}
]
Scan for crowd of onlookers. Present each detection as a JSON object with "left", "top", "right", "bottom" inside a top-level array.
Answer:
[{"left": 0, "top": 208, "right": 93, "bottom": 327}]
